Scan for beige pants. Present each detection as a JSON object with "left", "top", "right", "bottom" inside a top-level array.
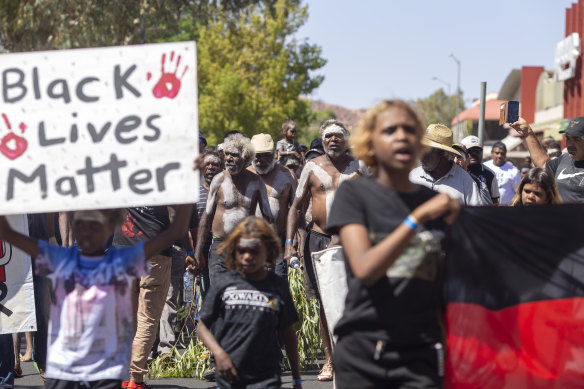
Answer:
[{"left": 129, "top": 254, "right": 171, "bottom": 383}]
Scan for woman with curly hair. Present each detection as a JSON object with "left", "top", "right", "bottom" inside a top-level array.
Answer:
[
  {"left": 510, "top": 167, "right": 562, "bottom": 206},
  {"left": 197, "top": 216, "right": 302, "bottom": 389},
  {"left": 327, "top": 100, "right": 460, "bottom": 388}
]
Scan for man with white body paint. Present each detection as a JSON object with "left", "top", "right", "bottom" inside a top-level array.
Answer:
[
  {"left": 284, "top": 119, "right": 361, "bottom": 381},
  {"left": 194, "top": 133, "right": 273, "bottom": 283},
  {"left": 248, "top": 133, "right": 297, "bottom": 280}
]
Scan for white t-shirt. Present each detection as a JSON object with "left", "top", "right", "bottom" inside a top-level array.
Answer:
[
  {"left": 35, "top": 241, "right": 148, "bottom": 381},
  {"left": 410, "top": 163, "right": 484, "bottom": 206},
  {"left": 484, "top": 160, "right": 521, "bottom": 205}
]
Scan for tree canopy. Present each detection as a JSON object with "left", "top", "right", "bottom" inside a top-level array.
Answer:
[
  {"left": 197, "top": 0, "right": 325, "bottom": 145},
  {"left": 413, "top": 88, "right": 465, "bottom": 128},
  {"left": 0, "top": 0, "right": 326, "bottom": 146}
]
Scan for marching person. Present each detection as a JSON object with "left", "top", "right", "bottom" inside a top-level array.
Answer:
[
  {"left": 513, "top": 117, "right": 584, "bottom": 203},
  {"left": 285, "top": 119, "right": 361, "bottom": 381},
  {"left": 328, "top": 100, "right": 459, "bottom": 388}
]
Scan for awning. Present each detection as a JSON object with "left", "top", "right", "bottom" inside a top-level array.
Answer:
[{"left": 452, "top": 100, "right": 507, "bottom": 126}]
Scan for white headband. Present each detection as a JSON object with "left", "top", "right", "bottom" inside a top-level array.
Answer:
[
  {"left": 322, "top": 124, "right": 347, "bottom": 139},
  {"left": 238, "top": 238, "right": 261, "bottom": 248}
]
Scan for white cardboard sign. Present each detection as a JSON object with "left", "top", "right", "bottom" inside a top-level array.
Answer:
[{"left": 0, "top": 41, "right": 199, "bottom": 214}]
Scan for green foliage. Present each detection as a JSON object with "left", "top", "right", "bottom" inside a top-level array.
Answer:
[
  {"left": 413, "top": 88, "right": 465, "bottom": 128},
  {"left": 197, "top": 0, "right": 326, "bottom": 145},
  {"left": 286, "top": 268, "right": 323, "bottom": 368},
  {"left": 148, "top": 268, "right": 322, "bottom": 379},
  {"left": 0, "top": 0, "right": 277, "bottom": 52}
]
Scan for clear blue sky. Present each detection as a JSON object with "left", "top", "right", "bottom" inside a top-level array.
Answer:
[{"left": 298, "top": 0, "right": 576, "bottom": 109}]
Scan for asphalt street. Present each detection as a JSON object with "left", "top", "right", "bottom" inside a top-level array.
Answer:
[{"left": 14, "top": 360, "right": 334, "bottom": 389}]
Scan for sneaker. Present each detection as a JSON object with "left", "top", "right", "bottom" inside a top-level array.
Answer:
[
  {"left": 317, "top": 360, "right": 333, "bottom": 381},
  {"left": 202, "top": 367, "right": 216, "bottom": 382}
]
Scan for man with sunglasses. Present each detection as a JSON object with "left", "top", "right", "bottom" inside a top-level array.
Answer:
[{"left": 513, "top": 117, "right": 584, "bottom": 202}]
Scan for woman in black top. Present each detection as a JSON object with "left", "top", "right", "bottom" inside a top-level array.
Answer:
[{"left": 327, "top": 100, "right": 459, "bottom": 389}]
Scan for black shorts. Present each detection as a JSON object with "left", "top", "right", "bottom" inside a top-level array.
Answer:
[
  {"left": 45, "top": 379, "right": 122, "bottom": 389},
  {"left": 334, "top": 333, "right": 443, "bottom": 389},
  {"left": 302, "top": 229, "right": 331, "bottom": 300}
]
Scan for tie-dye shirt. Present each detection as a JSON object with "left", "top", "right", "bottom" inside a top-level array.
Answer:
[{"left": 35, "top": 240, "right": 148, "bottom": 381}]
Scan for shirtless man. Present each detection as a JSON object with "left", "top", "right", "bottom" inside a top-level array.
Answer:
[
  {"left": 248, "top": 133, "right": 297, "bottom": 279},
  {"left": 194, "top": 133, "right": 273, "bottom": 283},
  {"left": 284, "top": 119, "right": 360, "bottom": 381}
]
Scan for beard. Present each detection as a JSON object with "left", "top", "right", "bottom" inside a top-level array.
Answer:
[
  {"left": 252, "top": 158, "right": 276, "bottom": 175},
  {"left": 226, "top": 163, "right": 244, "bottom": 175},
  {"left": 324, "top": 145, "right": 346, "bottom": 159}
]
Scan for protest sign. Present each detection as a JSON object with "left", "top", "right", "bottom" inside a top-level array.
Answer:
[
  {"left": 0, "top": 214, "right": 35, "bottom": 334},
  {"left": 0, "top": 41, "right": 199, "bottom": 214}
]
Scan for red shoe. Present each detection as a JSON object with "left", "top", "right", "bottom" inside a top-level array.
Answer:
[{"left": 123, "top": 381, "right": 148, "bottom": 389}]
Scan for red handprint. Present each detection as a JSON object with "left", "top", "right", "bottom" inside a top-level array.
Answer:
[
  {"left": 0, "top": 113, "right": 28, "bottom": 160},
  {"left": 151, "top": 51, "right": 188, "bottom": 99},
  {"left": 121, "top": 214, "right": 144, "bottom": 238}
]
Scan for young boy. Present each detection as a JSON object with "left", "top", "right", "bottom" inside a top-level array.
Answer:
[
  {"left": 276, "top": 119, "right": 302, "bottom": 166},
  {"left": 0, "top": 204, "right": 192, "bottom": 389}
]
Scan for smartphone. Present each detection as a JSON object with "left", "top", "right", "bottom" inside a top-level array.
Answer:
[{"left": 499, "top": 101, "right": 519, "bottom": 125}]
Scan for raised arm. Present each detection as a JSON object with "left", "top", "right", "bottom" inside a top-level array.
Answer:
[
  {"left": 340, "top": 193, "right": 459, "bottom": 286},
  {"left": 144, "top": 203, "right": 193, "bottom": 259},
  {"left": 0, "top": 216, "right": 39, "bottom": 258},
  {"left": 511, "top": 117, "right": 548, "bottom": 168}
]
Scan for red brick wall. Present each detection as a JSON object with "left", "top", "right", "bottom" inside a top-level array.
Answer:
[
  {"left": 564, "top": 0, "right": 584, "bottom": 119},
  {"left": 520, "top": 66, "right": 544, "bottom": 123}
]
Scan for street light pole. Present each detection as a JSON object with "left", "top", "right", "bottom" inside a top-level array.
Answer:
[
  {"left": 449, "top": 53, "right": 461, "bottom": 133},
  {"left": 432, "top": 77, "right": 451, "bottom": 121},
  {"left": 432, "top": 76, "right": 451, "bottom": 96}
]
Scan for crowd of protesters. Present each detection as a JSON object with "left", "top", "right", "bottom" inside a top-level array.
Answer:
[{"left": 2, "top": 99, "right": 584, "bottom": 389}]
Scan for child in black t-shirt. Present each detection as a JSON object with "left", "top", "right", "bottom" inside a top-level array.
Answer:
[
  {"left": 197, "top": 216, "right": 301, "bottom": 389},
  {"left": 327, "top": 100, "right": 460, "bottom": 389}
]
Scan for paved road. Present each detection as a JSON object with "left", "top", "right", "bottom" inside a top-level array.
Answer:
[{"left": 15, "top": 360, "right": 334, "bottom": 388}]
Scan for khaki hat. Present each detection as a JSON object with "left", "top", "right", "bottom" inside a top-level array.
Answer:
[
  {"left": 422, "top": 124, "right": 461, "bottom": 157},
  {"left": 250, "top": 133, "right": 274, "bottom": 153}
]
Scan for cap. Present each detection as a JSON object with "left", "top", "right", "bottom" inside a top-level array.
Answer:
[
  {"left": 250, "top": 133, "right": 275, "bottom": 153},
  {"left": 460, "top": 135, "right": 483, "bottom": 150},
  {"left": 422, "top": 124, "right": 461, "bottom": 157},
  {"left": 560, "top": 116, "right": 584, "bottom": 137}
]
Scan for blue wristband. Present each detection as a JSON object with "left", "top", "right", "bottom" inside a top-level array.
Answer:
[
  {"left": 185, "top": 249, "right": 195, "bottom": 256},
  {"left": 403, "top": 215, "right": 418, "bottom": 231},
  {"left": 293, "top": 378, "right": 302, "bottom": 385},
  {"left": 285, "top": 239, "right": 293, "bottom": 244}
]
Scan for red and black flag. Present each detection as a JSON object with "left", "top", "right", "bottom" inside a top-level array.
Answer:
[{"left": 444, "top": 205, "right": 584, "bottom": 388}]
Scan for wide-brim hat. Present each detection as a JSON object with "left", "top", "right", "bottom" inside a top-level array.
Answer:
[
  {"left": 560, "top": 116, "right": 584, "bottom": 137},
  {"left": 422, "top": 124, "right": 461, "bottom": 157}
]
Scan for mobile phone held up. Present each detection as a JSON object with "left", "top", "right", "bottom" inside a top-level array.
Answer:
[{"left": 499, "top": 101, "right": 519, "bottom": 125}]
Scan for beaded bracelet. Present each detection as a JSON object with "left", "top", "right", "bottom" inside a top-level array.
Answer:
[
  {"left": 185, "top": 249, "right": 195, "bottom": 256},
  {"left": 285, "top": 239, "right": 293, "bottom": 244}
]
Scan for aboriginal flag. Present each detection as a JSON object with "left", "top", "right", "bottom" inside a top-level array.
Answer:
[{"left": 445, "top": 205, "right": 584, "bottom": 388}]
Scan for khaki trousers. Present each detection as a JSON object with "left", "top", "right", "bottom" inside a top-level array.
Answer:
[{"left": 129, "top": 254, "right": 171, "bottom": 383}]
